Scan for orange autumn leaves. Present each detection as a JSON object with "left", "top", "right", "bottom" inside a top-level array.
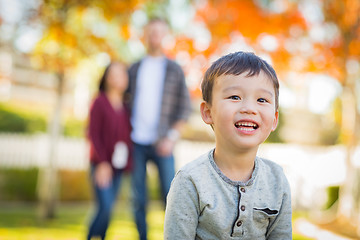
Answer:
[
  {"left": 171, "top": 0, "right": 359, "bottom": 85},
  {"left": 32, "top": 0, "right": 144, "bottom": 72},
  {"left": 166, "top": 0, "right": 308, "bottom": 79},
  {"left": 197, "top": 0, "right": 304, "bottom": 42},
  {"left": 32, "top": 0, "right": 360, "bottom": 86},
  {"left": 164, "top": 0, "right": 308, "bottom": 98},
  {"left": 314, "top": 0, "right": 360, "bottom": 83}
]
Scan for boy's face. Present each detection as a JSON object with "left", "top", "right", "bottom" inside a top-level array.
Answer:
[{"left": 200, "top": 72, "right": 279, "bottom": 153}]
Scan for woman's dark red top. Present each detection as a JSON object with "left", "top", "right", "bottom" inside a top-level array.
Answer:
[{"left": 88, "top": 92, "right": 132, "bottom": 172}]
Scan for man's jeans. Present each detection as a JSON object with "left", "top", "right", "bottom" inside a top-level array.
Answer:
[
  {"left": 88, "top": 165, "right": 122, "bottom": 240},
  {"left": 132, "top": 143, "right": 175, "bottom": 240}
]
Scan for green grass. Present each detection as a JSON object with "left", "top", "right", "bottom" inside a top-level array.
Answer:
[
  {"left": 0, "top": 201, "right": 314, "bottom": 240},
  {"left": 0, "top": 201, "right": 163, "bottom": 240}
]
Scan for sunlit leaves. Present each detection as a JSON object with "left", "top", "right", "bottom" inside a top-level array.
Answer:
[
  {"left": 178, "top": 0, "right": 308, "bottom": 77},
  {"left": 32, "top": 0, "right": 145, "bottom": 72},
  {"left": 314, "top": 0, "right": 360, "bottom": 82}
]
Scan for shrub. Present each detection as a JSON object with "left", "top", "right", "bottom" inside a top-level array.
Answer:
[
  {"left": 0, "top": 107, "right": 28, "bottom": 133},
  {"left": 63, "top": 118, "right": 86, "bottom": 138},
  {"left": 0, "top": 168, "right": 159, "bottom": 202},
  {"left": 324, "top": 185, "right": 339, "bottom": 209},
  {"left": 0, "top": 168, "right": 39, "bottom": 201},
  {"left": 265, "top": 108, "right": 284, "bottom": 143},
  {"left": 0, "top": 104, "right": 47, "bottom": 133},
  {"left": 0, "top": 104, "right": 87, "bottom": 137},
  {"left": 59, "top": 170, "right": 91, "bottom": 201}
]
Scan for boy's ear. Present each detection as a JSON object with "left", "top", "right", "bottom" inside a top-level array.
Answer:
[
  {"left": 200, "top": 101, "right": 213, "bottom": 125},
  {"left": 271, "top": 111, "right": 279, "bottom": 131}
]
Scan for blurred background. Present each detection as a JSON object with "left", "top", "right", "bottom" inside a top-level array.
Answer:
[{"left": 0, "top": 0, "right": 359, "bottom": 239}]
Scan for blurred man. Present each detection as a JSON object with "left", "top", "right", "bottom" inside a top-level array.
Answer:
[{"left": 126, "top": 18, "right": 192, "bottom": 240}]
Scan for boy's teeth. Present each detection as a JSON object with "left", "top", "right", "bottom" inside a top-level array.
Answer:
[
  {"left": 235, "top": 122, "right": 258, "bottom": 129},
  {"left": 238, "top": 127, "right": 255, "bottom": 132}
]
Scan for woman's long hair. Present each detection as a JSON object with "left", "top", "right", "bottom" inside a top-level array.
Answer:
[{"left": 98, "top": 63, "right": 113, "bottom": 92}]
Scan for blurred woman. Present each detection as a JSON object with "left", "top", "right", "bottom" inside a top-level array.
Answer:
[{"left": 87, "top": 62, "right": 132, "bottom": 240}]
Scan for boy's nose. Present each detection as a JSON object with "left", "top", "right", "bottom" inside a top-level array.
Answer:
[{"left": 239, "top": 101, "right": 257, "bottom": 114}]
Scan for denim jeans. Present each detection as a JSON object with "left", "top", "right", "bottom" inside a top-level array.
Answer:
[
  {"left": 132, "top": 143, "right": 175, "bottom": 240},
  {"left": 88, "top": 165, "right": 122, "bottom": 240}
]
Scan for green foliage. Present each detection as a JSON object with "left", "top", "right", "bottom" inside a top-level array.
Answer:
[
  {"left": 62, "top": 118, "right": 86, "bottom": 138},
  {"left": 0, "top": 168, "right": 162, "bottom": 202},
  {"left": 0, "top": 104, "right": 47, "bottom": 134},
  {"left": 0, "top": 168, "right": 92, "bottom": 201},
  {"left": 320, "top": 124, "right": 340, "bottom": 145},
  {"left": 0, "top": 108, "right": 27, "bottom": 132},
  {"left": 58, "top": 170, "right": 92, "bottom": 201},
  {"left": 147, "top": 168, "right": 162, "bottom": 201},
  {"left": 0, "top": 168, "right": 39, "bottom": 201},
  {"left": 265, "top": 108, "right": 284, "bottom": 143},
  {"left": 0, "top": 104, "right": 88, "bottom": 137},
  {"left": 324, "top": 185, "right": 339, "bottom": 210}
]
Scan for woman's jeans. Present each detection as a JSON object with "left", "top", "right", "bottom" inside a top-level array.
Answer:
[
  {"left": 132, "top": 143, "right": 175, "bottom": 240},
  {"left": 88, "top": 165, "right": 122, "bottom": 240}
]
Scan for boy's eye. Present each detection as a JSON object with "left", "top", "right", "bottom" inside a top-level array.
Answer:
[
  {"left": 257, "top": 98, "right": 268, "bottom": 103},
  {"left": 229, "top": 95, "right": 240, "bottom": 100}
]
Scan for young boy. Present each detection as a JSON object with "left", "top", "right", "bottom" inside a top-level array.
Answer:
[{"left": 164, "top": 51, "right": 292, "bottom": 239}]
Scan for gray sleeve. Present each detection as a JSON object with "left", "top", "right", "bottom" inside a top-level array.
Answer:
[
  {"left": 266, "top": 177, "right": 292, "bottom": 240},
  {"left": 164, "top": 170, "right": 199, "bottom": 239}
]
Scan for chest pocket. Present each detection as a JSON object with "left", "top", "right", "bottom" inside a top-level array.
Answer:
[{"left": 252, "top": 207, "right": 279, "bottom": 235}]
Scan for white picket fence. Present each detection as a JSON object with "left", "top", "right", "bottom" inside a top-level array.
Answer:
[
  {"left": 0, "top": 133, "right": 215, "bottom": 171},
  {"left": 0, "top": 133, "right": 359, "bottom": 209},
  {"left": 0, "top": 133, "right": 89, "bottom": 170}
]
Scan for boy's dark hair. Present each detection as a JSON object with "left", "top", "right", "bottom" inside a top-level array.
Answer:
[{"left": 201, "top": 51, "right": 280, "bottom": 110}]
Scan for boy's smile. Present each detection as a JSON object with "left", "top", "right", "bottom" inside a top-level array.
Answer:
[
  {"left": 201, "top": 71, "right": 279, "bottom": 153},
  {"left": 235, "top": 120, "right": 259, "bottom": 133}
]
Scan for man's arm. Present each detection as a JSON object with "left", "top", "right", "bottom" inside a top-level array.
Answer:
[
  {"left": 175, "top": 65, "right": 192, "bottom": 122},
  {"left": 157, "top": 63, "right": 192, "bottom": 156},
  {"left": 156, "top": 120, "right": 186, "bottom": 156}
]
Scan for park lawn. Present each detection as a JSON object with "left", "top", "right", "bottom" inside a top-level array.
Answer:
[{"left": 0, "top": 201, "right": 313, "bottom": 240}]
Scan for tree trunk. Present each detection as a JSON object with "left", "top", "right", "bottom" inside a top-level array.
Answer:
[
  {"left": 336, "top": 74, "right": 360, "bottom": 234},
  {"left": 37, "top": 72, "right": 64, "bottom": 219}
]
